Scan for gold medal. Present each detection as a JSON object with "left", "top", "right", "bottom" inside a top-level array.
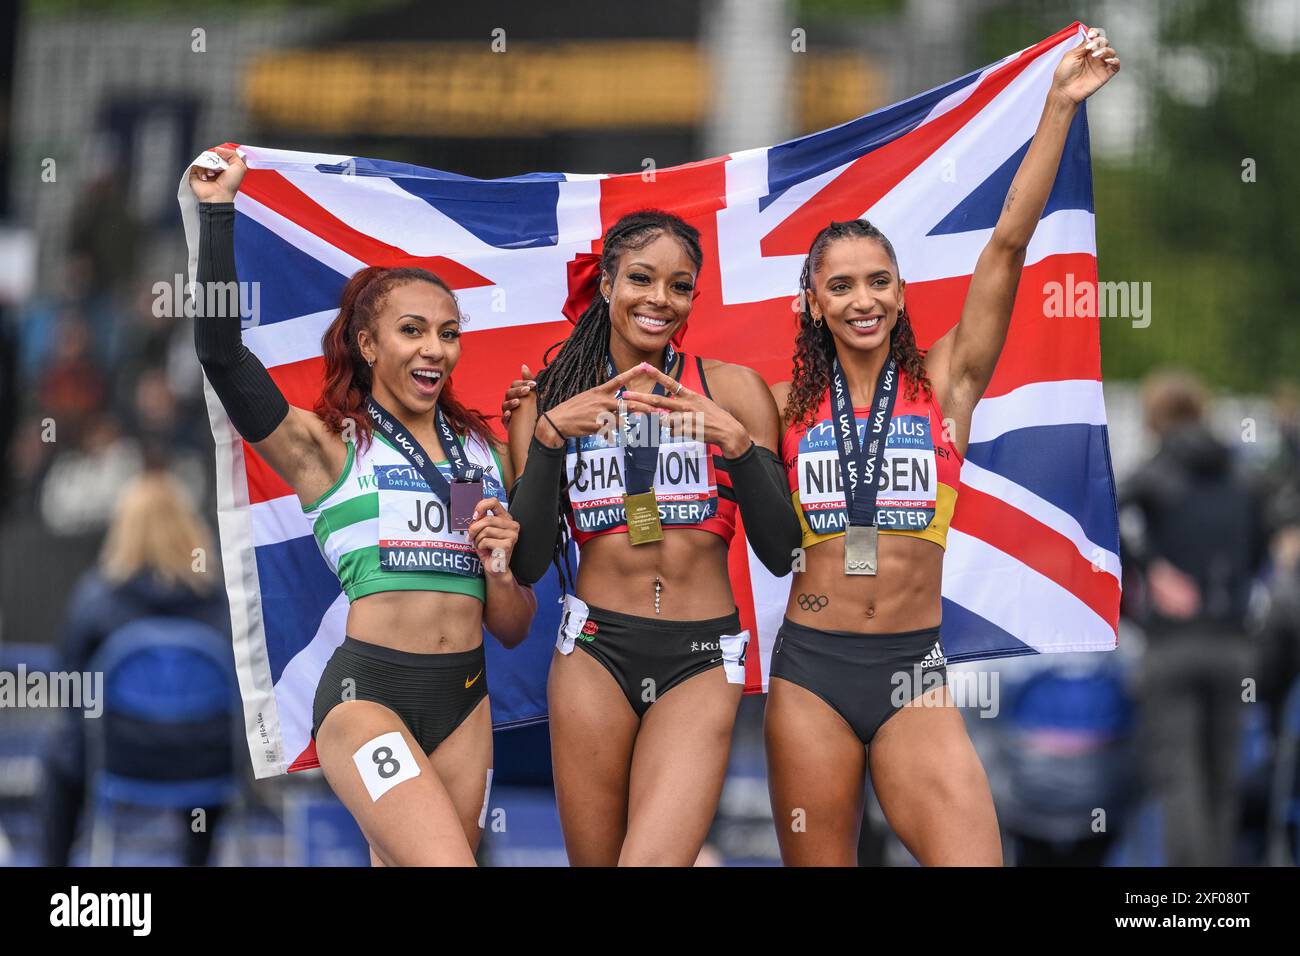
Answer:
[
  {"left": 624, "top": 491, "right": 664, "bottom": 545},
  {"left": 844, "top": 524, "right": 878, "bottom": 575}
]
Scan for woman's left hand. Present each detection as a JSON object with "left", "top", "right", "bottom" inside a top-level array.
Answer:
[
  {"left": 1052, "top": 26, "right": 1120, "bottom": 104},
  {"left": 467, "top": 497, "right": 519, "bottom": 577},
  {"left": 619, "top": 363, "right": 752, "bottom": 458}
]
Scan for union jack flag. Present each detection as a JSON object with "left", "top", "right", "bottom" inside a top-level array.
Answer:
[{"left": 180, "top": 22, "right": 1119, "bottom": 777}]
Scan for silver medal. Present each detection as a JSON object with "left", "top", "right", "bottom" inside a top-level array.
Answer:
[{"left": 844, "top": 524, "right": 878, "bottom": 576}]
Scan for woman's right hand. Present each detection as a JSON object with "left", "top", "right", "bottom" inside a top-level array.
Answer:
[
  {"left": 500, "top": 364, "right": 537, "bottom": 429},
  {"left": 534, "top": 365, "right": 658, "bottom": 448},
  {"left": 188, "top": 145, "right": 247, "bottom": 203}
]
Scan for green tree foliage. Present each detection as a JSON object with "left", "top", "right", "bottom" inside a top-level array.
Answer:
[{"left": 979, "top": 0, "right": 1299, "bottom": 389}]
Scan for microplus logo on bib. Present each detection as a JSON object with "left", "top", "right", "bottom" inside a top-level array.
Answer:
[
  {"left": 50, "top": 886, "right": 151, "bottom": 936},
  {"left": 798, "top": 414, "right": 937, "bottom": 533}
]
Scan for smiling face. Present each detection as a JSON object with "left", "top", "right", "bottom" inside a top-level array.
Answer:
[
  {"left": 808, "top": 236, "right": 905, "bottom": 356},
  {"left": 356, "top": 280, "right": 463, "bottom": 413},
  {"left": 600, "top": 231, "right": 697, "bottom": 356}
]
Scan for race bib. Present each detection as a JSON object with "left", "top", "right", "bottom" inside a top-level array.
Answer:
[
  {"left": 375, "top": 462, "right": 504, "bottom": 576},
  {"left": 564, "top": 419, "right": 717, "bottom": 535},
  {"left": 797, "top": 414, "right": 936, "bottom": 535}
]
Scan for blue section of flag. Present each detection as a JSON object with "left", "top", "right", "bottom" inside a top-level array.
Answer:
[
  {"left": 964, "top": 422, "right": 1120, "bottom": 555},
  {"left": 928, "top": 104, "right": 1093, "bottom": 236},
  {"left": 483, "top": 541, "right": 578, "bottom": 730},
  {"left": 235, "top": 212, "right": 347, "bottom": 327},
  {"left": 761, "top": 66, "right": 983, "bottom": 211},
  {"left": 941, "top": 597, "right": 1035, "bottom": 663},
  {"left": 313, "top": 158, "right": 564, "bottom": 250},
  {"left": 254, "top": 536, "right": 343, "bottom": 685}
]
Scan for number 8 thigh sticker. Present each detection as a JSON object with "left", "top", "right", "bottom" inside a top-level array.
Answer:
[{"left": 353, "top": 731, "right": 421, "bottom": 802}]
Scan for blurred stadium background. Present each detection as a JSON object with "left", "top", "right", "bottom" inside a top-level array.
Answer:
[{"left": 0, "top": 0, "right": 1297, "bottom": 866}]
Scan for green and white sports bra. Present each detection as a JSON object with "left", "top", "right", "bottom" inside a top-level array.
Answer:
[{"left": 302, "top": 428, "right": 506, "bottom": 603}]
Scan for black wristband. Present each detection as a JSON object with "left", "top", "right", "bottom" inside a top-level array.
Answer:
[{"left": 540, "top": 411, "right": 567, "bottom": 444}]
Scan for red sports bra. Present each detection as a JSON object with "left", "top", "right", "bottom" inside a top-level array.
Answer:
[
  {"left": 782, "top": 367, "right": 962, "bottom": 550},
  {"left": 563, "top": 354, "right": 738, "bottom": 547}
]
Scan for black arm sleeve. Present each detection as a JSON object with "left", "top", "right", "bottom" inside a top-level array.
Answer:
[
  {"left": 507, "top": 436, "right": 567, "bottom": 585},
  {"left": 194, "top": 201, "right": 290, "bottom": 443},
  {"left": 726, "top": 442, "right": 802, "bottom": 577}
]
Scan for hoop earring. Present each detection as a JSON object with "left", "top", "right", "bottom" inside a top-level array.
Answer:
[
  {"left": 367, "top": 358, "right": 374, "bottom": 368},
  {"left": 812, "top": 315, "right": 823, "bottom": 329}
]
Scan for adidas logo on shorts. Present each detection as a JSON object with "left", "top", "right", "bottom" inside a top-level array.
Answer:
[{"left": 920, "top": 641, "right": 947, "bottom": 670}]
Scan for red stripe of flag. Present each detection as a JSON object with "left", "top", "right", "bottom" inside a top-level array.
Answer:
[
  {"left": 952, "top": 483, "right": 1120, "bottom": 630},
  {"left": 905, "top": 252, "right": 1101, "bottom": 398}
]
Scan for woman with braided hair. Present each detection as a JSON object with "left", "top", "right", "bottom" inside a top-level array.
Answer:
[
  {"left": 765, "top": 29, "right": 1120, "bottom": 865},
  {"left": 506, "top": 209, "right": 801, "bottom": 865}
]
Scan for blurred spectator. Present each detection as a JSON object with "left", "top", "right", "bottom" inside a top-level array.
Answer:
[
  {"left": 39, "top": 412, "right": 142, "bottom": 536},
  {"left": 37, "top": 470, "right": 232, "bottom": 866},
  {"left": 1119, "top": 369, "right": 1268, "bottom": 866},
  {"left": 6, "top": 416, "right": 58, "bottom": 519},
  {"left": 68, "top": 169, "right": 139, "bottom": 301},
  {"left": 988, "top": 650, "right": 1140, "bottom": 866},
  {"left": 36, "top": 313, "right": 107, "bottom": 436},
  {"left": 15, "top": 254, "right": 98, "bottom": 380},
  {"left": 1258, "top": 520, "right": 1300, "bottom": 738},
  {"left": 1258, "top": 383, "right": 1300, "bottom": 540},
  {"left": 0, "top": 307, "right": 17, "bottom": 506}
]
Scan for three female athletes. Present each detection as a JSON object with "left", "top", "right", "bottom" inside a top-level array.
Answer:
[{"left": 191, "top": 28, "right": 1118, "bottom": 867}]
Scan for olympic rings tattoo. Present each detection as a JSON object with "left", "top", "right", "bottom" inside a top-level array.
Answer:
[{"left": 797, "top": 593, "right": 829, "bottom": 612}]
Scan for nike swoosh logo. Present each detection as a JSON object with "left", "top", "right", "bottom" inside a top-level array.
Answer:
[{"left": 465, "top": 669, "right": 483, "bottom": 689}]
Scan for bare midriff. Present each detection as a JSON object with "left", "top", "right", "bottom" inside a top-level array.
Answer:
[
  {"left": 784, "top": 533, "right": 943, "bottom": 633},
  {"left": 346, "top": 590, "right": 485, "bottom": 653},
  {"left": 575, "top": 527, "right": 736, "bottom": 619}
]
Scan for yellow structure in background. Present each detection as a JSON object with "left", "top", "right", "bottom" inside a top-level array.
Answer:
[{"left": 245, "top": 41, "right": 880, "bottom": 138}]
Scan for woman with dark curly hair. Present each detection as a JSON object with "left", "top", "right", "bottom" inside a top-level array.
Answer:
[
  {"left": 505, "top": 209, "right": 800, "bottom": 865},
  {"left": 765, "top": 29, "right": 1120, "bottom": 865}
]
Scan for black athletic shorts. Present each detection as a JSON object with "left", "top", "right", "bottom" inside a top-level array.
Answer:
[
  {"left": 573, "top": 604, "right": 746, "bottom": 718},
  {"left": 311, "top": 637, "right": 487, "bottom": 754},
  {"left": 769, "top": 618, "right": 948, "bottom": 744}
]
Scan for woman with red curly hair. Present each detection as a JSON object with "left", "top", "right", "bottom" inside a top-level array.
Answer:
[
  {"left": 766, "top": 29, "right": 1120, "bottom": 865},
  {"left": 188, "top": 146, "right": 535, "bottom": 866}
]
